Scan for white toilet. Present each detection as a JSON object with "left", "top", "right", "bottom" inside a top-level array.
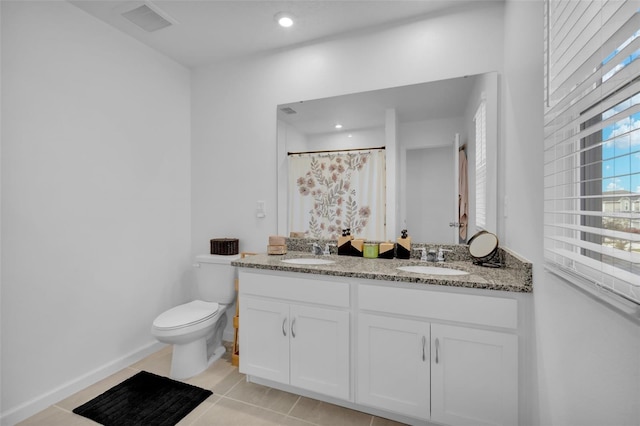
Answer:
[{"left": 152, "top": 254, "right": 239, "bottom": 379}]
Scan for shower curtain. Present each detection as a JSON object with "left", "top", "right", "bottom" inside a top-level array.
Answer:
[{"left": 288, "top": 149, "right": 386, "bottom": 240}]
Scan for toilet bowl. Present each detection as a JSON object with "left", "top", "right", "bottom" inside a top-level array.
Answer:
[{"left": 151, "top": 254, "right": 239, "bottom": 379}]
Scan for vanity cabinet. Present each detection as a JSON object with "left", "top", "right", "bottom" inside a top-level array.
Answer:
[
  {"left": 430, "top": 324, "right": 517, "bottom": 426},
  {"left": 357, "top": 284, "right": 518, "bottom": 426},
  {"left": 239, "top": 270, "right": 350, "bottom": 400},
  {"left": 237, "top": 266, "right": 525, "bottom": 426},
  {"left": 357, "top": 313, "right": 431, "bottom": 419}
]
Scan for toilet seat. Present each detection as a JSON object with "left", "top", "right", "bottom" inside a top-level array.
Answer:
[{"left": 153, "top": 300, "right": 219, "bottom": 331}]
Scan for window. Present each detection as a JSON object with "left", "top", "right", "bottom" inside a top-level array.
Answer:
[
  {"left": 545, "top": 1, "right": 640, "bottom": 310},
  {"left": 474, "top": 98, "right": 487, "bottom": 231}
]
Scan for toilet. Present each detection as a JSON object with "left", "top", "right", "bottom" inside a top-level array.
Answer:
[{"left": 152, "top": 253, "right": 239, "bottom": 379}]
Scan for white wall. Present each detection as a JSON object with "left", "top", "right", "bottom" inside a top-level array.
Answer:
[
  {"left": 0, "top": 2, "right": 3, "bottom": 420},
  {"left": 191, "top": 1, "right": 505, "bottom": 256},
  {"left": 400, "top": 119, "right": 464, "bottom": 150},
  {"left": 502, "top": 2, "right": 640, "bottom": 426},
  {"left": 1, "top": 2, "right": 191, "bottom": 423}
]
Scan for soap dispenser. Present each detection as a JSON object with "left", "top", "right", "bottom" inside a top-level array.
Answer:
[
  {"left": 378, "top": 241, "right": 395, "bottom": 259},
  {"left": 396, "top": 229, "right": 412, "bottom": 259},
  {"left": 338, "top": 229, "right": 353, "bottom": 256},
  {"left": 350, "top": 235, "right": 365, "bottom": 257}
]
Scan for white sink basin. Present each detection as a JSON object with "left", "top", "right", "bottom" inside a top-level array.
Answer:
[
  {"left": 282, "top": 258, "right": 336, "bottom": 265},
  {"left": 397, "top": 265, "right": 469, "bottom": 276}
]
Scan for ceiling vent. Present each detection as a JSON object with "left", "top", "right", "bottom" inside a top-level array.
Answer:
[
  {"left": 121, "top": 3, "right": 175, "bottom": 32},
  {"left": 280, "top": 107, "right": 297, "bottom": 115}
]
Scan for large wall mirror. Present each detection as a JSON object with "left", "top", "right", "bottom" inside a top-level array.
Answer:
[{"left": 277, "top": 72, "right": 498, "bottom": 244}]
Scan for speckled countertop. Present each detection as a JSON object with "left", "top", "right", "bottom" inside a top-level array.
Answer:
[{"left": 232, "top": 246, "right": 533, "bottom": 293}]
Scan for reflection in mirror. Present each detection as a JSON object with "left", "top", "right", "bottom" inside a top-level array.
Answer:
[{"left": 277, "top": 72, "right": 498, "bottom": 243}]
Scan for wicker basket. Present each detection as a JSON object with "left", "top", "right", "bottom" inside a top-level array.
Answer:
[{"left": 210, "top": 238, "right": 239, "bottom": 255}]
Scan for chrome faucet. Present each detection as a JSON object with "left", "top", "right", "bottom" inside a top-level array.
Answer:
[
  {"left": 323, "top": 243, "right": 336, "bottom": 256},
  {"left": 309, "top": 243, "right": 323, "bottom": 255},
  {"left": 416, "top": 247, "right": 440, "bottom": 262},
  {"left": 415, "top": 247, "right": 428, "bottom": 261},
  {"left": 437, "top": 248, "right": 452, "bottom": 262}
]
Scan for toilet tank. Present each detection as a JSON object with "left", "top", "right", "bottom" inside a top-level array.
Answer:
[{"left": 194, "top": 254, "right": 240, "bottom": 304}]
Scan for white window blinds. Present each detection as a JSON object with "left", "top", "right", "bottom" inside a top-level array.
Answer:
[
  {"left": 544, "top": 1, "right": 640, "bottom": 308},
  {"left": 475, "top": 99, "right": 487, "bottom": 231}
]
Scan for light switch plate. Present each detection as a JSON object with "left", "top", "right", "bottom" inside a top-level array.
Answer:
[{"left": 256, "top": 200, "right": 266, "bottom": 218}]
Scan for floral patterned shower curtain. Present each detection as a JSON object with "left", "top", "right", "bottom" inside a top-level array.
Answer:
[{"left": 288, "top": 149, "right": 386, "bottom": 240}]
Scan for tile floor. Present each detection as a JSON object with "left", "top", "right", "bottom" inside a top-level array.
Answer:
[{"left": 17, "top": 343, "right": 405, "bottom": 426}]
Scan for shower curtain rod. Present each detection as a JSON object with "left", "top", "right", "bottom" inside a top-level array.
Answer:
[{"left": 288, "top": 146, "right": 385, "bottom": 156}]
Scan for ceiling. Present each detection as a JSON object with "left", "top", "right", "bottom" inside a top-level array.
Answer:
[
  {"left": 70, "top": 0, "right": 485, "bottom": 68},
  {"left": 277, "top": 74, "right": 480, "bottom": 135}
]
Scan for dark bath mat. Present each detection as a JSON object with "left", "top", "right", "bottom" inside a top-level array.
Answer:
[{"left": 73, "top": 371, "right": 212, "bottom": 426}]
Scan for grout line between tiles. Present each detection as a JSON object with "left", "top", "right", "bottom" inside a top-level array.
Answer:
[
  {"left": 179, "top": 397, "right": 219, "bottom": 426},
  {"left": 219, "top": 373, "right": 245, "bottom": 396},
  {"left": 219, "top": 394, "right": 320, "bottom": 425},
  {"left": 284, "top": 414, "right": 319, "bottom": 425},
  {"left": 286, "top": 395, "right": 301, "bottom": 416}
]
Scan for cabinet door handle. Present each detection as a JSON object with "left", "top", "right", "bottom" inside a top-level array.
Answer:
[
  {"left": 435, "top": 338, "right": 440, "bottom": 364},
  {"left": 422, "top": 336, "right": 426, "bottom": 361},
  {"left": 291, "top": 317, "right": 296, "bottom": 338},
  {"left": 282, "top": 318, "right": 287, "bottom": 337}
]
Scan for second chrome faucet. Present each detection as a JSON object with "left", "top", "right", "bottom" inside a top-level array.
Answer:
[{"left": 415, "top": 247, "right": 449, "bottom": 262}]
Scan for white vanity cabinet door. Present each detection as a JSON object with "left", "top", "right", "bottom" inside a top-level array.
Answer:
[
  {"left": 430, "top": 324, "right": 518, "bottom": 426},
  {"left": 239, "top": 269, "right": 351, "bottom": 401},
  {"left": 357, "top": 313, "right": 431, "bottom": 420},
  {"left": 289, "top": 305, "right": 350, "bottom": 400},
  {"left": 240, "top": 297, "right": 290, "bottom": 384}
]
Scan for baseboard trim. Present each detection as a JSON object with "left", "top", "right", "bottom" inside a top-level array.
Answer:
[{"left": 1, "top": 341, "right": 165, "bottom": 426}]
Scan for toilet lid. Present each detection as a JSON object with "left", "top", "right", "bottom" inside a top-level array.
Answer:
[{"left": 153, "top": 300, "right": 219, "bottom": 330}]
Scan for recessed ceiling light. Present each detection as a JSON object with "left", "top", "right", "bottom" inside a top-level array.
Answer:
[
  {"left": 275, "top": 12, "right": 294, "bottom": 28},
  {"left": 335, "top": 124, "right": 343, "bottom": 129}
]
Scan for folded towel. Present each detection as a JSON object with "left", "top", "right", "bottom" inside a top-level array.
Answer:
[
  {"left": 269, "top": 235, "right": 286, "bottom": 246},
  {"left": 267, "top": 245, "right": 287, "bottom": 255},
  {"left": 458, "top": 150, "right": 469, "bottom": 241}
]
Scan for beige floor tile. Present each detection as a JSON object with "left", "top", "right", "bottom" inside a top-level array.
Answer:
[
  {"left": 55, "top": 367, "right": 138, "bottom": 411},
  {"left": 130, "top": 347, "right": 173, "bottom": 376},
  {"left": 279, "top": 415, "right": 318, "bottom": 426},
  {"left": 176, "top": 394, "right": 221, "bottom": 425},
  {"left": 19, "top": 344, "right": 401, "bottom": 426},
  {"left": 185, "top": 353, "right": 238, "bottom": 392},
  {"left": 225, "top": 378, "right": 300, "bottom": 415},
  {"left": 130, "top": 344, "right": 172, "bottom": 367},
  {"left": 208, "top": 366, "right": 246, "bottom": 395},
  {"left": 190, "top": 397, "right": 301, "bottom": 426},
  {"left": 289, "top": 397, "right": 373, "bottom": 426},
  {"left": 16, "top": 406, "right": 95, "bottom": 426}
]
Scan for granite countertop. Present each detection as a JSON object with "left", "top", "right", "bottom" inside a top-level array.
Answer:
[{"left": 232, "top": 251, "right": 532, "bottom": 293}]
